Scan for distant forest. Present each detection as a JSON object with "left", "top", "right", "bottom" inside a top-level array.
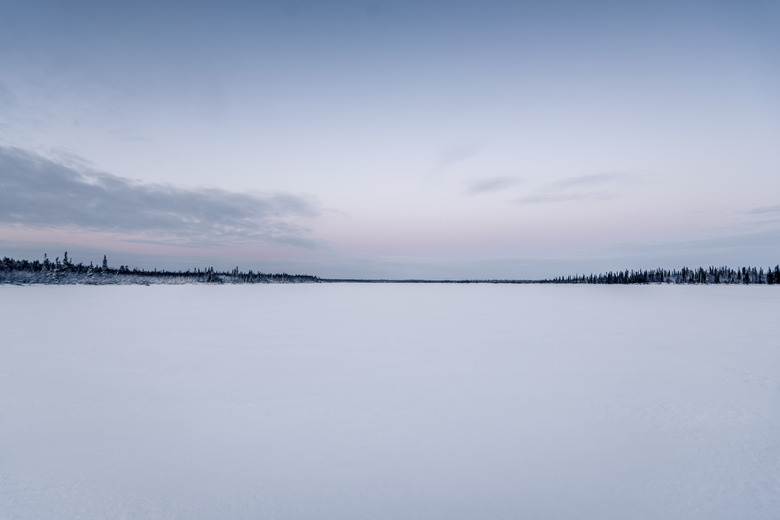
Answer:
[
  {"left": 0, "top": 253, "right": 319, "bottom": 285},
  {"left": 542, "top": 265, "right": 780, "bottom": 285},
  {"left": 1, "top": 253, "right": 779, "bottom": 285}
]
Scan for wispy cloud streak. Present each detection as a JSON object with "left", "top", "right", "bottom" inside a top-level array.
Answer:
[
  {"left": 746, "top": 204, "right": 780, "bottom": 215},
  {"left": 464, "top": 176, "right": 520, "bottom": 195},
  {"left": 552, "top": 172, "right": 634, "bottom": 188},
  {"left": 0, "top": 147, "right": 320, "bottom": 247},
  {"left": 514, "top": 192, "right": 614, "bottom": 205},
  {"left": 514, "top": 172, "right": 646, "bottom": 206}
]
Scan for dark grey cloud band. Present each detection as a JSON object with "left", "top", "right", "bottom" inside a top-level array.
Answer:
[{"left": 0, "top": 146, "right": 320, "bottom": 247}]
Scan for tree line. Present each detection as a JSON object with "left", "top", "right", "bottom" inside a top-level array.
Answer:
[
  {"left": 541, "top": 265, "right": 780, "bottom": 285},
  {"left": 1, "top": 253, "right": 779, "bottom": 285},
  {"left": 0, "top": 253, "right": 320, "bottom": 285}
]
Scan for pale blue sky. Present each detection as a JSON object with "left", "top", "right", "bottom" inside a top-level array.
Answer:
[{"left": 1, "top": 0, "right": 779, "bottom": 278}]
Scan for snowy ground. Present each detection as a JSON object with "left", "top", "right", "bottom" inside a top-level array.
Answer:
[{"left": 1, "top": 284, "right": 779, "bottom": 519}]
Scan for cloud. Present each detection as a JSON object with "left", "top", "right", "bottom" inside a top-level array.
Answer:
[
  {"left": 594, "top": 225, "right": 780, "bottom": 268},
  {"left": 746, "top": 203, "right": 780, "bottom": 216},
  {"left": 552, "top": 172, "right": 636, "bottom": 188},
  {"left": 429, "top": 141, "right": 483, "bottom": 177},
  {"left": 513, "top": 172, "right": 645, "bottom": 206},
  {"left": 513, "top": 192, "right": 614, "bottom": 205},
  {"left": 0, "top": 146, "right": 321, "bottom": 248},
  {"left": 464, "top": 176, "right": 520, "bottom": 195},
  {"left": 438, "top": 142, "right": 481, "bottom": 167}
]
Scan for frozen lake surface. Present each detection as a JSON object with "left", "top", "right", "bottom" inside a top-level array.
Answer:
[{"left": 1, "top": 284, "right": 779, "bottom": 519}]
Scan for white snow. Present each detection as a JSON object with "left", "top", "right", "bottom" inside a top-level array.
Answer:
[{"left": 1, "top": 284, "right": 779, "bottom": 519}]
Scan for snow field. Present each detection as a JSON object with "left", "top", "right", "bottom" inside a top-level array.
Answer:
[{"left": 1, "top": 284, "right": 779, "bottom": 519}]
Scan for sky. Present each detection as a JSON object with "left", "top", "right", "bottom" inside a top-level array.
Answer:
[{"left": 1, "top": 0, "right": 779, "bottom": 279}]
